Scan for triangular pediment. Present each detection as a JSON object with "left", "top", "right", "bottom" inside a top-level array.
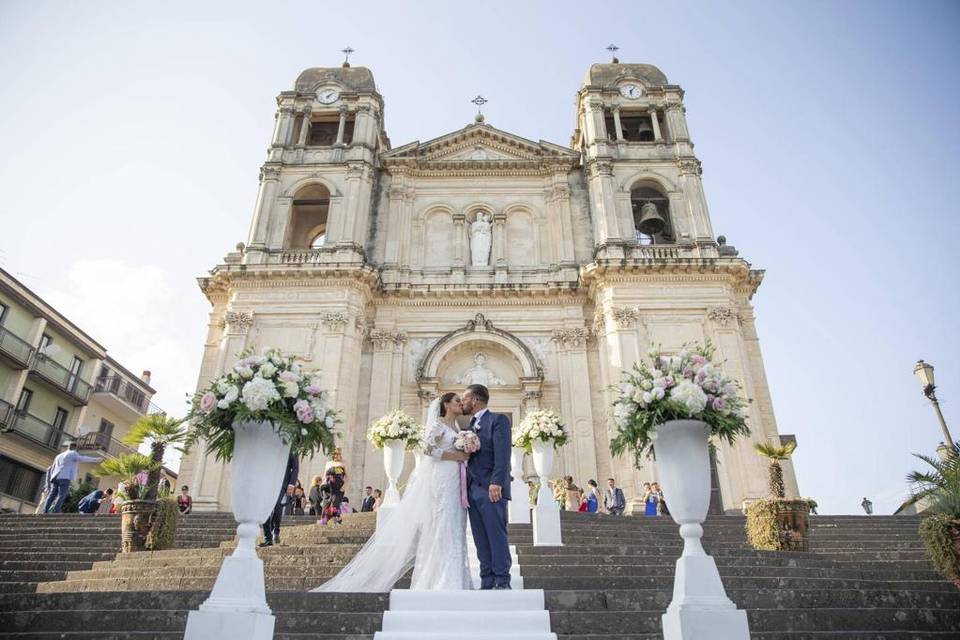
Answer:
[{"left": 383, "top": 124, "right": 577, "bottom": 168}]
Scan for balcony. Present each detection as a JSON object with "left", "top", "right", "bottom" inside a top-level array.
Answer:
[
  {"left": 0, "top": 325, "right": 34, "bottom": 369},
  {"left": 93, "top": 375, "right": 152, "bottom": 419},
  {"left": 8, "top": 411, "right": 66, "bottom": 449},
  {"left": 29, "top": 354, "right": 92, "bottom": 405},
  {"left": 0, "top": 398, "right": 13, "bottom": 430},
  {"left": 76, "top": 431, "right": 137, "bottom": 459}
]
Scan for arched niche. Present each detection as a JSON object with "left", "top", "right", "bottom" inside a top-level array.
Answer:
[{"left": 285, "top": 183, "right": 330, "bottom": 249}]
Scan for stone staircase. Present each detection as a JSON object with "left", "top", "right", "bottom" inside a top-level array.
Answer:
[{"left": 0, "top": 510, "right": 957, "bottom": 638}]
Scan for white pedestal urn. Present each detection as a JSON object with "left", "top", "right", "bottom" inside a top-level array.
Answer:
[
  {"left": 184, "top": 420, "right": 292, "bottom": 640},
  {"left": 382, "top": 439, "right": 405, "bottom": 506},
  {"left": 530, "top": 440, "right": 562, "bottom": 546},
  {"left": 508, "top": 447, "right": 531, "bottom": 524},
  {"left": 654, "top": 419, "right": 750, "bottom": 640}
]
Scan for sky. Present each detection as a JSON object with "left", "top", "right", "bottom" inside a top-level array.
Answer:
[{"left": 1, "top": 1, "right": 958, "bottom": 515}]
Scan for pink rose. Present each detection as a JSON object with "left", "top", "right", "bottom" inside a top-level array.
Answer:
[
  {"left": 712, "top": 397, "right": 726, "bottom": 411},
  {"left": 294, "top": 399, "right": 314, "bottom": 424},
  {"left": 200, "top": 392, "right": 217, "bottom": 414},
  {"left": 279, "top": 371, "right": 298, "bottom": 383},
  {"left": 692, "top": 355, "right": 706, "bottom": 366},
  {"left": 305, "top": 384, "right": 323, "bottom": 396}
]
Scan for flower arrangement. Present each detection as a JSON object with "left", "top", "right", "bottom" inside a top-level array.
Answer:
[
  {"left": 186, "top": 348, "right": 341, "bottom": 461},
  {"left": 454, "top": 430, "right": 481, "bottom": 454},
  {"left": 513, "top": 409, "right": 568, "bottom": 453},
  {"left": 367, "top": 410, "right": 423, "bottom": 450},
  {"left": 610, "top": 342, "right": 751, "bottom": 467}
]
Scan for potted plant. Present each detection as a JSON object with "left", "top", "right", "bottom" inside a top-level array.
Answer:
[
  {"left": 123, "top": 413, "right": 190, "bottom": 501},
  {"left": 513, "top": 409, "right": 568, "bottom": 508},
  {"left": 94, "top": 453, "right": 160, "bottom": 552},
  {"left": 184, "top": 347, "right": 341, "bottom": 618},
  {"left": 902, "top": 441, "right": 960, "bottom": 589},
  {"left": 367, "top": 410, "right": 423, "bottom": 506},
  {"left": 747, "top": 440, "right": 810, "bottom": 551},
  {"left": 609, "top": 342, "right": 751, "bottom": 636}
]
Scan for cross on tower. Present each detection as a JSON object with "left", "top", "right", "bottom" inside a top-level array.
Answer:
[
  {"left": 606, "top": 44, "right": 620, "bottom": 62},
  {"left": 471, "top": 95, "right": 488, "bottom": 114},
  {"left": 341, "top": 46, "right": 355, "bottom": 66}
]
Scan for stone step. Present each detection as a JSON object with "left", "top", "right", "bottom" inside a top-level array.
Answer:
[
  {"left": 515, "top": 545, "right": 932, "bottom": 561},
  {"left": 524, "top": 575, "right": 958, "bottom": 592},
  {"left": 517, "top": 554, "right": 936, "bottom": 571},
  {"left": 517, "top": 564, "right": 940, "bottom": 580}
]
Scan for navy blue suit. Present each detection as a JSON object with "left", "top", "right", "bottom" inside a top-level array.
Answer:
[
  {"left": 262, "top": 453, "right": 299, "bottom": 544},
  {"left": 467, "top": 409, "right": 512, "bottom": 589}
]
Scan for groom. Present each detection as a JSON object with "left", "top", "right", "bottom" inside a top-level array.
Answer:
[{"left": 462, "top": 383, "right": 512, "bottom": 590}]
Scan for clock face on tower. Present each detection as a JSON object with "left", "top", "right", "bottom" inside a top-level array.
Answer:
[
  {"left": 619, "top": 84, "right": 642, "bottom": 99},
  {"left": 317, "top": 88, "right": 340, "bottom": 104}
]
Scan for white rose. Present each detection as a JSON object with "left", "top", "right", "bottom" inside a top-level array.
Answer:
[
  {"left": 237, "top": 366, "right": 254, "bottom": 380},
  {"left": 259, "top": 363, "right": 277, "bottom": 378},
  {"left": 642, "top": 391, "right": 653, "bottom": 405},
  {"left": 650, "top": 386, "right": 665, "bottom": 401},
  {"left": 632, "top": 389, "right": 646, "bottom": 404},
  {"left": 325, "top": 415, "right": 335, "bottom": 428},
  {"left": 641, "top": 380, "right": 653, "bottom": 391},
  {"left": 281, "top": 381, "right": 299, "bottom": 398},
  {"left": 620, "top": 383, "right": 637, "bottom": 397}
]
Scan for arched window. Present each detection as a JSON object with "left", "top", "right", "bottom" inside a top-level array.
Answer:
[
  {"left": 286, "top": 184, "right": 330, "bottom": 249},
  {"left": 630, "top": 185, "right": 674, "bottom": 245}
]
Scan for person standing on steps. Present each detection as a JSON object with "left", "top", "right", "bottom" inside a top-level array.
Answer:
[
  {"left": 44, "top": 442, "right": 100, "bottom": 513},
  {"left": 177, "top": 486, "right": 193, "bottom": 514},
  {"left": 260, "top": 452, "right": 299, "bottom": 547},
  {"left": 604, "top": 478, "right": 626, "bottom": 516},
  {"left": 642, "top": 482, "right": 659, "bottom": 516},
  {"left": 462, "top": 383, "right": 513, "bottom": 590},
  {"left": 564, "top": 475, "right": 581, "bottom": 512},
  {"left": 360, "top": 486, "right": 376, "bottom": 512}
]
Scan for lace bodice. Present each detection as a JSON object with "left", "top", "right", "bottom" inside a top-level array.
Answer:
[{"left": 422, "top": 420, "right": 459, "bottom": 459}]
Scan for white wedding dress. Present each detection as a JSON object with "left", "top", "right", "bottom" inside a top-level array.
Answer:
[{"left": 312, "top": 400, "right": 472, "bottom": 592}]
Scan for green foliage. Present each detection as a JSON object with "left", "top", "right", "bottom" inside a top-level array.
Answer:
[
  {"left": 145, "top": 496, "right": 179, "bottom": 551},
  {"left": 60, "top": 478, "right": 98, "bottom": 514},
  {"left": 903, "top": 441, "right": 960, "bottom": 517},
  {"left": 918, "top": 514, "right": 960, "bottom": 586},
  {"left": 93, "top": 453, "right": 160, "bottom": 501},
  {"left": 609, "top": 342, "right": 751, "bottom": 468},
  {"left": 123, "top": 414, "right": 190, "bottom": 501},
  {"left": 745, "top": 499, "right": 781, "bottom": 551},
  {"left": 753, "top": 440, "right": 797, "bottom": 461}
]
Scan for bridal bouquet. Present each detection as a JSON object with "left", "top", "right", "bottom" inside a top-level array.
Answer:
[
  {"left": 610, "top": 341, "right": 751, "bottom": 465},
  {"left": 513, "top": 409, "right": 568, "bottom": 453},
  {"left": 367, "top": 410, "right": 423, "bottom": 451},
  {"left": 186, "top": 347, "right": 341, "bottom": 461},
  {"left": 454, "top": 430, "right": 481, "bottom": 454}
]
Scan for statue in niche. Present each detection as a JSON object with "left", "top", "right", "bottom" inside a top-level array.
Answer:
[
  {"left": 455, "top": 352, "right": 505, "bottom": 386},
  {"left": 469, "top": 212, "right": 492, "bottom": 266}
]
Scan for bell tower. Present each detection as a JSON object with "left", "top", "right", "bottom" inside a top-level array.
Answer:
[
  {"left": 575, "top": 61, "right": 716, "bottom": 260},
  {"left": 243, "top": 63, "right": 388, "bottom": 265}
]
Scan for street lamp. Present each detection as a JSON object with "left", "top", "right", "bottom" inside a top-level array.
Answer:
[{"left": 914, "top": 360, "right": 954, "bottom": 459}]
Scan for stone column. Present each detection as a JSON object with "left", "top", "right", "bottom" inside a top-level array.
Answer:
[
  {"left": 665, "top": 104, "right": 690, "bottom": 142},
  {"left": 272, "top": 106, "right": 293, "bottom": 147},
  {"left": 335, "top": 106, "right": 348, "bottom": 146},
  {"left": 611, "top": 106, "right": 624, "bottom": 141},
  {"left": 245, "top": 166, "right": 281, "bottom": 251},
  {"left": 586, "top": 160, "right": 625, "bottom": 248},
  {"left": 341, "top": 163, "right": 374, "bottom": 256},
  {"left": 678, "top": 159, "right": 715, "bottom": 243},
  {"left": 551, "top": 326, "right": 597, "bottom": 483},
  {"left": 649, "top": 108, "right": 663, "bottom": 142},
  {"left": 547, "top": 178, "right": 576, "bottom": 265},
  {"left": 296, "top": 106, "right": 312, "bottom": 147},
  {"left": 362, "top": 329, "right": 407, "bottom": 496},
  {"left": 384, "top": 182, "right": 405, "bottom": 266},
  {"left": 493, "top": 211, "right": 507, "bottom": 268},
  {"left": 453, "top": 212, "right": 466, "bottom": 267}
]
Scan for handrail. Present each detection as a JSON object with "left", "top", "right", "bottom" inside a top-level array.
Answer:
[
  {"left": 31, "top": 354, "right": 92, "bottom": 403},
  {"left": 94, "top": 376, "right": 149, "bottom": 413},
  {"left": 76, "top": 431, "right": 138, "bottom": 458},
  {"left": 0, "top": 325, "right": 34, "bottom": 366},
  {"left": 11, "top": 411, "right": 65, "bottom": 449}
]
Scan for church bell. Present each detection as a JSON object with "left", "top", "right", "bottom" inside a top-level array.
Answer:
[
  {"left": 636, "top": 201, "right": 666, "bottom": 235},
  {"left": 635, "top": 120, "right": 655, "bottom": 140}
]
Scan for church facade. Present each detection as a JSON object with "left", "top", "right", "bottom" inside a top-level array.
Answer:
[{"left": 177, "top": 61, "right": 800, "bottom": 512}]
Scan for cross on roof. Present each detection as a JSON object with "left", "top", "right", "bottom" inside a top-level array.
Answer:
[
  {"left": 606, "top": 44, "right": 620, "bottom": 62},
  {"left": 341, "top": 46, "right": 355, "bottom": 65},
  {"left": 471, "top": 95, "right": 488, "bottom": 114}
]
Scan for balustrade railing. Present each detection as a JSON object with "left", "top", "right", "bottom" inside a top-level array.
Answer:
[
  {"left": 11, "top": 411, "right": 65, "bottom": 449},
  {"left": 0, "top": 325, "right": 34, "bottom": 367},
  {"left": 76, "top": 431, "right": 137, "bottom": 459},
  {"left": 94, "top": 376, "right": 149, "bottom": 413},
  {"left": 0, "top": 398, "right": 13, "bottom": 429},
  {"left": 30, "top": 354, "right": 92, "bottom": 404}
]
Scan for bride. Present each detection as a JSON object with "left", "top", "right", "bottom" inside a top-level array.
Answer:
[{"left": 312, "top": 392, "right": 473, "bottom": 592}]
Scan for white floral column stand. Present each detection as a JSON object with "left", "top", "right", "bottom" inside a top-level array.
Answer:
[
  {"left": 377, "top": 439, "right": 406, "bottom": 531},
  {"left": 655, "top": 420, "right": 750, "bottom": 640},
  {"left": 530, "top": 441, "right": 562, "bottom": 546},
  {"left": 508, "top": 447, "right": 530, "bottom": 524},
  {"left": 184, "top": 420, "right": 291, "bottom": 640}
]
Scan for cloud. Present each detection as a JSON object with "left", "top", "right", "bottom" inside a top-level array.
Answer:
[{"left": 40, "top": 259, "right": 205, "bottom": 469}]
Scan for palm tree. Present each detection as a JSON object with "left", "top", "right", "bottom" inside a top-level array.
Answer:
[
  {"left": 902, "top": 441, "right": 960, "bottom": 516},
  {"left": 94, "top": 453, "right": 160, "bottom": 501},
  {"left": 753, "top": 440, "right": 797, "bottom": 499},
  {"left": 122, "top": 414, "right": 190, "bottom": 501}
]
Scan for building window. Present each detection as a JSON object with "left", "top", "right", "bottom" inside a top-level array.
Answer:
[
  {"left": 68, "top": 356, "right": 83, "bottom": 391},
  {"left": 285, "top": 184, "right": 330, "bottom": 250},
  {"left": 306, "top": 117, "right": 354, "bottom": 146},
  {"left": 0, "top": 302, "right": 8, "bottom": 326},
  {"left": 630, "top": 185, "right": 674, "bottom": 245},
  {"left": 15, "top": 388, "right": 32, "bottom": 414},
  {"left": 620, "top": 114, "right": 656, "bottom": 142},
  {"left": 39, "top": 334, "right": 53, "bottom": 353},
  {"left": 99, "top": 418, "right": 114, "bottom": 439},
  {"left": 53, "top": 407, "right": 69, "bottom": 432},
  {"left": 0, "top": 455, "right": 45, "bottom": 503}
]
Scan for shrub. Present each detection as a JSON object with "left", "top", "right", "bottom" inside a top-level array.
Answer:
[
  {"left": 745, "top": 499, "right": 780, "bottom": 551},
  {"left": 146, "top": 496, "right": 179, "bottom": 551},
  {"left": 61, "top": 479, "right": 98, "bottom": 514}
]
